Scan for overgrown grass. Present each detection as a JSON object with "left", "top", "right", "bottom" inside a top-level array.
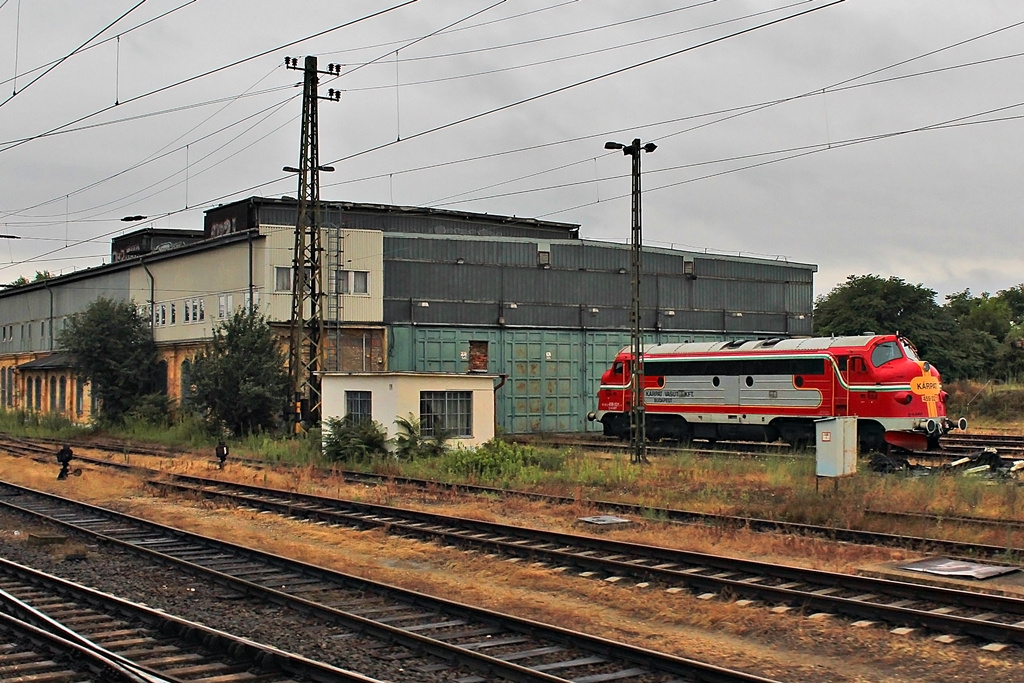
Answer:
[
  {"left": 946, "top": 380, "right": 1024, "bottom": 429},
  {"left": 0, "top": 410, "right": 85, "bottom": 440},
  {"left": 6, "top": 406, "right": 1024, "bottom": 535}
]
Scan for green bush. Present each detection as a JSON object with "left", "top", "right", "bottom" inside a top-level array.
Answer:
[
  {"left": 440, "top": 439, "right": 565, "bottom": 481},
  {"left": 323, "top": 416, "right": 389, "bottom": 463},
  {"left": 946, "top": 380, "right": 1024, "bottom": 422},
  {"left": 393, "top": 414, "right": 450, "bottom": 460}
]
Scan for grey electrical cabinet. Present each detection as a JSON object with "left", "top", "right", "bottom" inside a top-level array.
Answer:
[{"left": 815, "top": 417, "right": 857, "bottom": 478}]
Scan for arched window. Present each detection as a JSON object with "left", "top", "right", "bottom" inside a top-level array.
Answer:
[
  {"left": 156, "top": 360, "right": 168, "bottom": 395},
  {"left": 180, "top": 360, "right": 193, "bottom": 407},
  {"left": 26, "top": 377, "right": 33, "bottom": 411},
  {"left": 75, "top": 378, "right": 84, "bottom": 416},
  {"left": 34, "top": 377, "right": 42, "bottom": 410},
  {"left": 1, "top": 367, "right": 6, "bottom": 407},
  {"left": 49, "top": 376, "right": 57, "bottom": 411},
  {"left": 58, "top": 376, "right": 67, "bottom": 413}
]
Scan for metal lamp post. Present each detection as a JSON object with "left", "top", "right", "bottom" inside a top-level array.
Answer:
[{"left": 605, "top": 138, "right": 656, "bottom": 464}]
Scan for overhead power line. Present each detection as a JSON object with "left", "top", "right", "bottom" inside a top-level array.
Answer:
[
  {"left": 0, "top": 1, "right": 418, "bottom": 157},
  {"left": 0, "top": 0, "right": 198, "bottom": 91},
  {"left": 1, "top": 0, "right": 150, "bottom": 108}
]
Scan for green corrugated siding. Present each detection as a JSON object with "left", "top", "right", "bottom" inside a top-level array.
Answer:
[{"left": 388, "top": 325, "right": 722, "bottom": 434}]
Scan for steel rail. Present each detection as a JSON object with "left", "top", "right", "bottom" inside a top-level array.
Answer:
[
  {"left": 0, "top": 556, "right": 380, "bottom": 683},
  {"left": 0, "top": 480, "right": 779, "bottom": 683},
  {"left": 2, "top": 432, "right": 1018, "bottom": 560},
  {"left": 150, "top": 474, "right": 1024, "bottom": 648}
]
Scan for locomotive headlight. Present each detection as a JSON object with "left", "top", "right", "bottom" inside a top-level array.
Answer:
[{"left": 894, "top": 391, "right": 913, "bottom": 405}]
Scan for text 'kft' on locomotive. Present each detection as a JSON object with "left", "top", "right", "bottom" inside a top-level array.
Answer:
[{"left": 587, "top": 334, "right": 967, "bottom": 453}]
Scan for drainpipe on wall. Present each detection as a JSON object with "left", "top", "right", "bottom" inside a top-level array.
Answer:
[
  {"left": 248, "top": 230, "right": 254, "bottom": 313},
  {"left": 493, "top": 373, "right": 508, "bottom": 438},
  {"left": 142, "top": 259, "right": 155, "bottom": 329},
  {"left": 43, "top": 280, "right": 54, "bottom": 351}
]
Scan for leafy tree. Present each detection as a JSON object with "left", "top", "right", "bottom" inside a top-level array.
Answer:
[
  {"left": 6, "top": 271, "right": 54, "bottom": 288},
  {"left": 945, "top": 290, "right": 1012, "bottom": 341},
  {"left": 188, "top": 309, "right": 289, "bottom": 435},
  {"left": 813, "top": 275, "right": 988, "bottom": 380},
  {"left": 57, "top": 297, "right": 164, "bottom": 424},
  {"left": 995, "top": 283, "right": 1024, "bottom": 324},
  {"left": 813, "top": 274, "right": 951, "bottom": 350}
]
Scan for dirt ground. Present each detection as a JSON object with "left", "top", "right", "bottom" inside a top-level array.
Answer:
[{"left": 2, "top": 446, "right": 1023, "bottom": 682}]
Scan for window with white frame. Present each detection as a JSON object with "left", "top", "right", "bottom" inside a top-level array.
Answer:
[
  {"left": 243, "top": 290, "right": 260, "bottom": 311},
  {"left": 184, "top": 298, "right": 205, "bottom": 323},
  {"left": 170, "top": 303, "right": 175, "bottom": 325},
  {"left": 419, "top": 391, "right": 472, "bottom": 438},
  {"left": 336, "top": 270, "right": 370, "bottom": 295},
  {"left": 275, "top": 267, "right": 292, "bottom": 292},
  {"left": 218, "top": 294, "right": 234, "bottom": 319}
]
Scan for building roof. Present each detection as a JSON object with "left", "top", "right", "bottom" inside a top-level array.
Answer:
[{"left": 18, "top": 352, "right": 74, "bottom": 370}]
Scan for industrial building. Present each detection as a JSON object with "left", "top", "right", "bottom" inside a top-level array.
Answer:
[{"left": 0, "top": 196, "right": 816, "bottom": 435}]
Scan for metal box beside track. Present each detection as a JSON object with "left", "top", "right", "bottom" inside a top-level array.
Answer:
[{"left": 815, "top": 416, "right": 857, "bottom": 478}]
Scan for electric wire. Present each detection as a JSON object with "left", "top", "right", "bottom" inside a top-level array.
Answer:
[
  {"left": 5, "top": 66, "right": 293, "bottom": 221},
  {"left": 0, "top": 0, "right": 511, "bottom": 273},
  {"left": 0, "top": 0, "right": 150, "bottom": 107},
  {"left": 428, "top": 16, "right": 1024, "bottom": 207},
  {"left": 541, "top": 103, "right": 1024, "bottom": 220},
  {"left": 339, "top": 0, "right": 717, "bottom": 66},
  {"left": 0, "top": 0, "right": 198, "bottom": 91},
  {"left": 3, "top": 0, "right": 843, "bottom": 273},
  {"left": 6, "top": 1, "right": 1019, "bottom": 281},
  {"left": 319, "top": 0, "right": 590, "bottom": 57},
  {"left": 0, "top": 1, "right": 418, "bottom": 156}
]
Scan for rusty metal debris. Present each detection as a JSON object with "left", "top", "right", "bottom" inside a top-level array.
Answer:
[{"left": 899, "top": 556, "right": 1019, "bottom": 580}]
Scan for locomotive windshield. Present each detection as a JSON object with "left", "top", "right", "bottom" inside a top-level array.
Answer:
[
  {"left": 870, "top": 341, "right": 902, "bottom": 367},
  {"left": 899, "top": 338, "right": 920, "bottom": 361}
]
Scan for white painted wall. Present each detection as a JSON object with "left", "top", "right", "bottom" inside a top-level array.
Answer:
[{"left": 321, "top": 372, "right": 498, "bottom": 449}]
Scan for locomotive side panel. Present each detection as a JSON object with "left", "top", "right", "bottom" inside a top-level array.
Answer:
[{"left": 588, "top": 334, "right": 966, "bottom": 451}]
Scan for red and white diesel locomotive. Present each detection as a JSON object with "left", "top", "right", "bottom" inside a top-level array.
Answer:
[{"left": 587, "top": 334, "right": 967, "bottom": 452}]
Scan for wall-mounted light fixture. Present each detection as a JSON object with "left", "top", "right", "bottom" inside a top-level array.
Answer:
[
  {"left": 731, "top": 312, "right": 743, "bottom": 318},
  {"left": 664, "top": 310, "right": 675, "bottom": 317},
  {"left": 589, "top": 307, "right": 600, "bottom": 315},
  {"left": 455, "top": 257, "right": 465, "bottom": 265},
  {"left": 618, "top": 267, "right": 627, "bottom": 274},
  {"left": 507, "top": 302, "right": 518, "bottom": 309},
  {"left": 418, "top": 301, "right": 430, "bottom": 308}
]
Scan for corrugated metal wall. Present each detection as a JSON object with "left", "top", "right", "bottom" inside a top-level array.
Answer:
[
  {"left": 382, "top": 234, "right": 815, "bottom": 433},
  {"left": 384, "top": 236, "right": 815, "bottom": 336},
  {"left": 389, "top": 326, "right": 725, "bottom": 434}
]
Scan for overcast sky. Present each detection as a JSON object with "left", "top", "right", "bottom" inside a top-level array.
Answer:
[{"left": 2, "top": 0, "right": 1022, "bottom": 303}]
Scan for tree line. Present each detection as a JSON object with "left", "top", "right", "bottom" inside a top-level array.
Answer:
[
  {"left": 813, "top": 274, "right": 1024, "bottom": 381},
  {"left": 58, "top": 298, "right": 288, "bottom": 435}
]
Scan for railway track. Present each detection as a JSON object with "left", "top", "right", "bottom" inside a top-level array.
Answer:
[
  {"left": 144, "top": 473, "right": 1024, "bottom": 650},
  {"left": 3, "top": 433, "right": 1022, "bottom": 560},
  {"left": 0, "top": 554, "right": 381, "bottom": 683},
  {"left": 1, "top": 611, "right": 132, "bottom": 683},
  {"left": 523, "top": 432, "right": 1024, "bottom": 464},
  {"left": 0, "top": 480, "right": 778, "bottom": 683}
]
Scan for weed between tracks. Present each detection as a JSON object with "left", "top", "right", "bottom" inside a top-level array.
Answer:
[{"left": 3, "top": 450, "right": 1019, "bottom": 682}]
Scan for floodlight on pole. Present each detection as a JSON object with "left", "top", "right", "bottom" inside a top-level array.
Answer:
[{"left": 604, "top": 137, "right": 657, "bottom": 465}]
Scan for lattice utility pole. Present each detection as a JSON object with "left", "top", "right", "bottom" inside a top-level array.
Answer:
[
  {"left": 284, "top": 55, "right": 340, "bottom": 432},
  {"left": 605, "top": 137, "right": 657, "bottom": 464}
]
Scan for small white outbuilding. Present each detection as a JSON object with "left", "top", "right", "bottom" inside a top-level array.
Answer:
[{"left": 320, "top": 371, "right": 500, "bottom": 448}]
